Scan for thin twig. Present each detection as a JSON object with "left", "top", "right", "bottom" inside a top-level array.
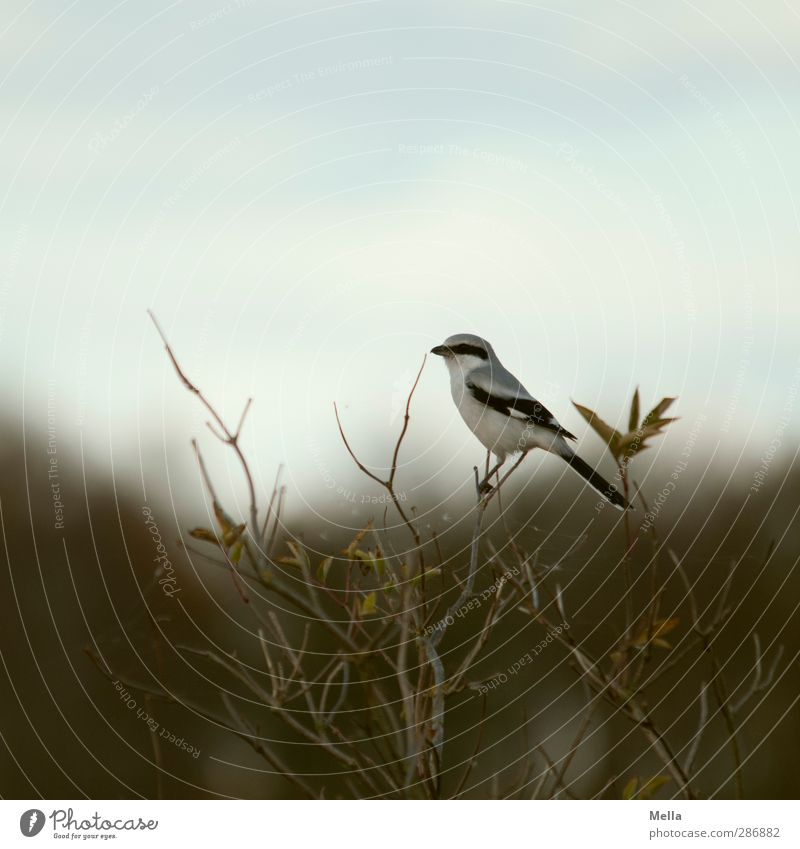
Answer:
[
  {"left": 149, "top": 311, "right": 260, "bottom": 546},
  {"left": 684, "top": 681, "right": 709, "bottom": 776}
]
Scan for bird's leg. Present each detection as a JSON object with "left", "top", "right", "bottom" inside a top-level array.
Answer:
[
  {"left": 479, "top": 458, "right": 505, "bottom": 494},
  {"left": 494, "top": 467, "right": 503, "bottom": 512},
  {"left": 484, "top": 449, "right": 491, "bottom": 480}
]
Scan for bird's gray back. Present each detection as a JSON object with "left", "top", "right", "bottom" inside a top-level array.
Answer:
[{"left": 473, "top": 359, "right": 534, "bottom": 401}]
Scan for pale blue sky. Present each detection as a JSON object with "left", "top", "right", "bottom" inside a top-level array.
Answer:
[{"left": 2, "top": 0, "right": 798, "bottom": 519}]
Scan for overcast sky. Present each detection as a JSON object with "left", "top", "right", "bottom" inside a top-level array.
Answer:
[{"left": 2, "top": 0, "right": 798, "bottom": 522}]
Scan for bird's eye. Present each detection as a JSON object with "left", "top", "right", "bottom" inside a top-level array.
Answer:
[{"left": 449, "top": 344, "right": 489, "bottom": 360}]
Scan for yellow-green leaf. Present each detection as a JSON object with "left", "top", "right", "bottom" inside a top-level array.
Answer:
[
  {"left": 616, "top": 431, "right": 645, "bottom": 459},
  {"left": 617, "top": 420, "right": 678, "bottom": 459},
  {"left": 212, "top": 501, "right": 234, "bottom": 534},
  {"left": 642, "top": 397, "right": 677, "bottom": 428},
  {"left": 629, "top": 387, "right": 640, "bottom": 433},
  {"left": 639, "top": 775, "right": 671, "bottom": 800},
  {"left": 230, "top": 541, "right": 243, "bottom": 564},
  {"left": 360, "top": 592, "right": 378, "bottom": 616},
  {"left": 622, "top": 777, "right": 639, "bottom": 799},
  {"left": 572, "top": 402, "right": 624, "bottom": 458},
  {"left": 189, "top": 527, "right": 219, "bottom": 544},
  {"left": 632, "top": 617, "right": 680, "bottom": 649},
  {"left": 342, "top": 521, "right": 374, "bottom": 559},
  {"left": 223, "top": 523, "right": 246, "bottom": 548},
  {"left": 317, "top": 556, "right": 333, "bottom": 584},
  {"left": 410, "top": 567, "right": 442, "bottom": 587},
  {"left": 646, "top": 417, "right": 679, "bottom": 431},
  {"left": 278, "top": 540, "right": 310, "bottom": 570}
]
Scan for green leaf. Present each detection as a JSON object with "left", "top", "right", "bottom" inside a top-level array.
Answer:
[
  {"left": 617, "top": 420, "right": 679, "bottom": 459},
  {"left": 350, "top": 548, "right": 384, "bottom": 577},
  {"left": 212, "top": 500, "right": 236, "bottom": 534},
  {"left": 642, "top": 397, "right": 677, "bottom": 428},
  {"left": 316, "top": 556, "right": 333, "bottom": 584},
  {"left": 572, "top": 401, "right": 624, "bottom": 458},
  {"left": 360, "top": 592, "right": 378, "bottom": 616},
  {"left": 638, "top": 775, "right": 671, "bottom": 800},
  {"left": 629, "top": 386, "right": 640, "bottom": 433},
  {"left": 622, "top": 777, "right": 639, "bottom": 800},
  {"left": 342, "top": 521, "right": 374, "bottom": 559},
  {"left": 410, "top": 567, "right": 441, "bottom": 587},
  {"left": 278, "top": 540, "right": 310, "bottom": 570},
  {"left": 223, "top": 523, "right": 246, "bottom": 548},
  {"left": 230, "top": 541, "right": 243, "bottom": 564},
  {"left": 616, "top": 432, "right": 645, "bottom": 459},
  {"left": 646, "top": 417, "right": 680, "bottom": 432},
  {"left": 189, "top": 527, "right": 219, "bottom": 544},
  {"left": 631, "top": 617, "right": 680, "bottom": 649}
]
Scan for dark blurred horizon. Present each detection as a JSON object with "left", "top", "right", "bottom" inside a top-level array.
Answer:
[{"left": 2, "top": 407, "right": 798, "bottom": 799}]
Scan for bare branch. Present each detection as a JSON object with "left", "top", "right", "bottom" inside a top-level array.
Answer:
[
  {"left": 388, "top": 354, "right": 426, "bottom": 488},
  {"left": 333, "top": 402, "right": 386, "bottom": 488},
  {"left": 149, "top": 311, "right": 260, "bottom": 545},
  {"left": 684, "top": 681, "right": 709, "bottom": 776}
]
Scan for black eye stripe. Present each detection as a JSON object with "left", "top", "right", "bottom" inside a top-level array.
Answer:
[{"left": 449, "top": 343, "right": 489, "bottom": 359}]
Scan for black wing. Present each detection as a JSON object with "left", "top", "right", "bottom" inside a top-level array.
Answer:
[{"left": 466, "top": 379, "right": 577, "bottom": 440}]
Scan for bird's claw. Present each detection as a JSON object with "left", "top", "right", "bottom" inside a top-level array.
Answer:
[{"left": 478, "top": 479, "right": 495, "bottom": 495}]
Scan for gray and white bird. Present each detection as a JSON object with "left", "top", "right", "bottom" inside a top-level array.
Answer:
[{"left": 431, "top": 333, "right": 628, "bottom": 509}]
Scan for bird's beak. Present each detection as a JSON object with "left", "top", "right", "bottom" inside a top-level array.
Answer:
[{"left": 430, "top": 345, "right": 450, "bottom": 357}]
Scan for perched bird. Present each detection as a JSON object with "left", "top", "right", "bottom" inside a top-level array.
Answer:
[{"left": 430, "top": 333, "right": 628, "bottom": 509}]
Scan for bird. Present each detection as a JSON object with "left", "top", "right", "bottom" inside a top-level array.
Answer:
[{"left": 430, "top": 333, "right": 628, "bottom": 509}]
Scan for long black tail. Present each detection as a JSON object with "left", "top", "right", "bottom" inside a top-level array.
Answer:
[{"left": 563, "top": 452, "right": 629, "bottom": 510}]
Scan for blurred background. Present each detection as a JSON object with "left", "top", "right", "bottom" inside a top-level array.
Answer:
[{"left": 0, "top": 0, "right": 798, "bottom": 798}]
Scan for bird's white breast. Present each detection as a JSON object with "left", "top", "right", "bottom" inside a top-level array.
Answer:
[{"left": 448, "top": 366, "right": 563, "bottom": 460}]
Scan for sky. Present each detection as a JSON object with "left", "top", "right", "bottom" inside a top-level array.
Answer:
[{"left": 2, "top": 0, "right": 799, "bottom": 522}]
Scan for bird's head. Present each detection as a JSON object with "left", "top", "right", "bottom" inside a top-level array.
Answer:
[{"left": 430, "top": 333, "right": 494, "bottom": 375}]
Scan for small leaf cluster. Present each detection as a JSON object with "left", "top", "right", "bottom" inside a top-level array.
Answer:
[{"left": 573, "top": 388, "right": 678, "bottom": 464}]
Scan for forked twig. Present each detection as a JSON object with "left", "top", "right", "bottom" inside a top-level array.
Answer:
[{"left": 149, "top": 311, "right": 260, "bottom": 547}]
